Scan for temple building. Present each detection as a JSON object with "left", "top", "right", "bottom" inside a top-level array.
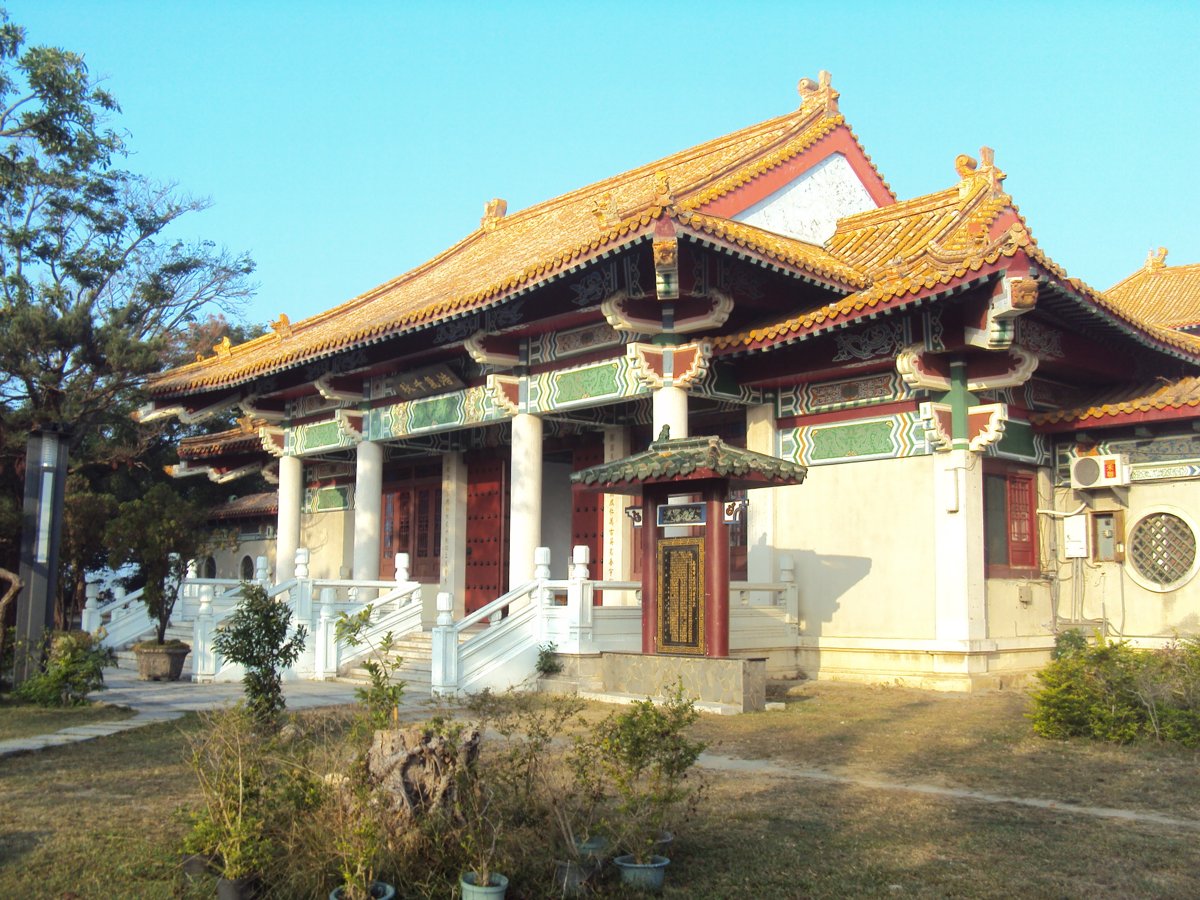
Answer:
[{"left": 140, "top": 73, "right": 1200, "bottom": 691}]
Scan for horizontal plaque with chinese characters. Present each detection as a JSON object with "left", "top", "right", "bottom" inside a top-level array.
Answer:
[
  {"left": 391, "top": 365, "right": 464, "bottom": 401},
  {"left": 656, "top": 503, "right": 706, "bottom": 527},
  {"left": 656, "top": 536, "right": 705, "bottom": 655}
]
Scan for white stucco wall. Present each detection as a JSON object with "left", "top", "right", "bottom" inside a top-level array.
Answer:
[
  {"left": 773, "top": 454, "right": 939, "bottom": 641},
  {"left": 1046, "top": 481, "right": 1200, "bottom": 642},
  {"left": 300, "top": 509, "right": 354, "bottom": 580},
  {"left": 733, "top": 152, "right": 877, "bottom": 245}
]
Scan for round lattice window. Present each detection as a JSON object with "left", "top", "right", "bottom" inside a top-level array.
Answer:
[{"left": 1128, "top": 511, "right": 1198, "bottom": 591}]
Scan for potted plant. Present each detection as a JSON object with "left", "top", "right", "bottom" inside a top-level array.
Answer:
[
  {"left": 456, "top": 780, "right": 508, "bottom": 899},
  {"left": 106, "top": 483, "right": 205, "bottom": 679},
  {"left": 550, "top": 734, "right": 611, "bottom": 896},
  {"left": 590, "top": 682, "right": 705, "bottom": 892},
  {"left": 327, "top": 775, "right": 396, "bottom": 900},
  {"left": 186, "top": 706, "right": 276, "bottom": 899}
]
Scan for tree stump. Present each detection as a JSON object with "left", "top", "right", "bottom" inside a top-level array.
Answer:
[{"left": 366, "top": 722, "right": 481, "bottom": 821}]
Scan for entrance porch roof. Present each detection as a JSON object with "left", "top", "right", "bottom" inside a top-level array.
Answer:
[{"left": 571, "top": 429, "right": 807, "bottom": 495}]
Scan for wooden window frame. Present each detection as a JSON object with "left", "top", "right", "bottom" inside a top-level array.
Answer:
[{"left": 983, "top": 462, "right": 1039, "bottom": 579}]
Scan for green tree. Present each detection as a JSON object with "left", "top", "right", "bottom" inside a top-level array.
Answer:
[
  {"left": 0, "top": 10, "right": 256, "bottom": 629},
  {"left": 104, "top": 481, "right": 207, "bottom": 644}
]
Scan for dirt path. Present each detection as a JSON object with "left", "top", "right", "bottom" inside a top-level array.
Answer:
[{"left": 697, "top": 751, "right": 1200, "bottom": 831}]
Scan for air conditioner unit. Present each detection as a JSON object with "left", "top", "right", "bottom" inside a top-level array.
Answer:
[{"left": 1070, "top": 454, "right": 1130, "bottom": 490}]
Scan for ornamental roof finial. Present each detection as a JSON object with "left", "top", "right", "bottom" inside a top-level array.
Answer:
[
  {"left": 955, "top": 146, "right": 1005, "bottom": 196},
  {"left": 481, "top": 198, "right": 507, "bottom": 231},
  {"left": 653, "top": 172, "right": 675, "bottom": 207},
  {"left": 1145, "top": 247, "right": 1168, "bottom": 271},
  {"left": 797, "top": 70, "right": 838, "bottom": 114}
]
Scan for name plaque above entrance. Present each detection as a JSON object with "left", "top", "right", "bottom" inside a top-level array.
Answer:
[
  {"left": 656, "top": 502, "right": 706, "bottom": 527},
  {"left": 656, "top": 536, "right": 705, "bottom": 655}
]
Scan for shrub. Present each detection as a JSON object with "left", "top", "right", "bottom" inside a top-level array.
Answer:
[
  {"left": 1031, "top": 633, "right": 1200, "bottom": 746},
  {"left": 535, "top": 641, "right": 563, "bottom": 676},
  {"left": 335, "top": 604, "right": 405, "bottom": 732},
  {"left": 213, "top": 582, "right": 307, "bottom": 728},
  {"left": 15, "top": 630, "right": 115, "bottom": 706}
]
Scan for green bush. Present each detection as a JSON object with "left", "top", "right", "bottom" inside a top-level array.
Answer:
[
  {"left": 1031, "top": 633, "right": 1200, "bottom": 746},
  {"left": 213, "top": 583, "right": 307, "bottom": 728},
  {"left": 15, "top": 630, "right": 115, "bottom": 706}
]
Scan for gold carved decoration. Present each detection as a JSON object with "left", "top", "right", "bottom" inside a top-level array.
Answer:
[
  {"left": 653, "top": 172, "right": 674, "bottom": 207},
  {"left": 213, "top": 336, "right": 232, "bottom": 357},
  {"left": 652, "top": 239, "right": 678, "bottom": 268},
  {"left": 1146, "top": 247, "right": 1168, "bottom": 272},
  {"left": 591, "top": 192, "right": 620, "bottom": 230},
  {"left": 271, "top": 313, "right": 293, "bottom": 339},
  {"left": 481, "top": 198, "right": 507, "bottom": 231},
  {"left": 797, "top": 70, "right": 839, "bottom": 114}
]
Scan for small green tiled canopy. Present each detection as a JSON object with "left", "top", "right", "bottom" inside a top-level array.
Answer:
[{"left": 571, "top": 431, "right": 807, "bottom": 495}]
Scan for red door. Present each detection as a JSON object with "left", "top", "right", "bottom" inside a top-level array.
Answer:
[
  {"left": 571, "top": 441, "right": 605, "bottom": 602},
  {"left": 465, "top": 452, "right": 509, "bottom": 613}
]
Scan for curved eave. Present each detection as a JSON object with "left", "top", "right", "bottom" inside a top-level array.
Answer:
[
  {"left": 714, "top": 272, "right": 997, "bottom": 359},
  {"left": 1034, "top": 276, "right": 1200, "bottom": 366}
]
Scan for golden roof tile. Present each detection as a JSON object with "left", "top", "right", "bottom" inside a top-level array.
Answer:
[
  {"left": 151, "top": 85, "right": 870, "bottom": 397},
  {"left": 713, "top": 150, "right": 1200, "bottom": 360},
  {"left": 1030, "top": 376, "right": 1200, "bottom": 426},
  {"left": 1106, "top": 249, "right": 1200, "bottom": 330}
]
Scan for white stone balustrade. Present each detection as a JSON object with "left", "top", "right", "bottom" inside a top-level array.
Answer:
[
  {"left": 81, "top": 582, "right": 101, "bottom": 633},
  {"left": 193, "top": 584, "right": 217, "bottom": 682}
]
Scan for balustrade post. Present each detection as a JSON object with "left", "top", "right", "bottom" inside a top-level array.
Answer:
[
  {"left": 180, "top": 558, "right": 199, "bottom": 622},
  {"left": 779, "top": 555, "right": 799, "bottom": 626},
  {"left": 193, "top": 585, "right": 216, "bottom": 682},
  {"left": 393, "top": 552, "right": 411, "bottom": 611},
  {"left": 110, "top": 585, "right": 127, "bottom": 626},
  {"left": 256, "top": 555, "right": 270, "bottom": 588},
  {"left": 315, "top": 587, "right": 338, "bottom": 679},
  {"left": 430, "top": 592, "right": 458, "bottom": 696},
  {"left": 293, "top": 547, "right": 314, "bottom": 676},
  {"left": 81, "top": 582, "right": 101, "bottom": 633},
  {"left": 532, "top": 546, "right": 552, "bottom": 611},
  {"left": 563, "top": 544, "right": 594, "bottom": 653}
]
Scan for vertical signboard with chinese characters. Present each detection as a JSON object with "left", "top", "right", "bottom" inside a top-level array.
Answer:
[{"left": 656, "top": 535, "right": 705, "bottom": 654}]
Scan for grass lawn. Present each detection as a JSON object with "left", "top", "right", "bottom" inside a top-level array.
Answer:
[
  {"left": 1, "top": 684, "right": 1199, "bottom": 897},
  {"left": 0, "top": 694, "right": 136, "bottom": 741}
]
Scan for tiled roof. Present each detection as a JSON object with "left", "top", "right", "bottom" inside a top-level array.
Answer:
[
  {"left": 713, "top": 156, "right": 1028, "bottom": 351},
  {"left": 150, "top": 85, "right": 876, "bottom": 397},
  {"left": 178, "top": 421, "right": 265, "bottom": 459},
  {"left": 713, "top": 156, "right": 1200, "bottom": 360},
  {"left": 1106, "top": 249, "right": 1200, "bottom": 330},
  {"left": 1030, "top": 376, "right": 1200, "bottom": 427},
  {"left": 209, "top": 492, "right": 279, "bottom": 521},
  {"left": 572, "top": 432, "right": 807, "bottom": 493}
]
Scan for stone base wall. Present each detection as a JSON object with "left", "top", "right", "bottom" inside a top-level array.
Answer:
[{"left": 549, "top": 652, "right": 766, "bottom": 712}]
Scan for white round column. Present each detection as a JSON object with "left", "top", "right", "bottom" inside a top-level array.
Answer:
[
  {"left": 352, "top": 440, "right": 384, "bottom": 583},
  {"left": 276, "top": 454, "right": 303, "bottom": 584},
  {"left": 509, "top": 412, "right": 543, "bottom": 588},
  {"left": 653, "top": 385, "right": 689, "bottom": 439}
]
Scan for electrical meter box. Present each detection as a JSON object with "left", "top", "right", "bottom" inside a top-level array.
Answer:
[
  {"left": 1063, "top": 514, "right": 1089, "bottom": 558},
  {"left": 1091, "top": 510, "right": 1125, "bottom": 562}
]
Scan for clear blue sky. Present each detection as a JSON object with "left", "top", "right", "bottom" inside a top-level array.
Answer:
[{"left": 12, "top": 1, "right": 1200, "bottom": 328}]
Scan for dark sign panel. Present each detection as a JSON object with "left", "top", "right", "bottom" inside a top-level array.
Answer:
[
  {"left": 656, "top": 502, "right": 706, "bottom": 527},
  {"left": 656, "top": 536, "right": 705, "bottom": 655},
  {"left": 391, "top": 365, "right": 464, "bottom": 401}
]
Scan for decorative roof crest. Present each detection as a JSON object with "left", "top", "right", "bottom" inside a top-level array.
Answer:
[
  {"left": 797, "top": 70, "right": 838, "bottom": 114},
  {"left": 955, "top": 146, "right": 1006, "bottom": 196},
  {"left": 1146, "top": 247, "right": 1168, "bottom": 272},
  {"left": 653, "top": 172, "right": 675, "bottom": 207},
  {"left": 481, "top": 198, "right": 507, "bottom": 231},
  {"left": 213, "top": 335, "right": 232, "bottom": 357},
  {"left": 271, "top": 313, "right": 293, "bottom": 339},
  {"left": 591, "top": 191, "right": 621, "bottom": 230}
]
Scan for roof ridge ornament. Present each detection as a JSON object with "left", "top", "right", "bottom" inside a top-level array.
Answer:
[
  {"left": 955, "top": 146, "right": 1006, "bottom": 197},
  {"left": 481, "top": 198, "right": 507, "bottom": 231},
  {"left": 271, "top": 312, "right": 293, "bottom": 340},
  {"left": 591, "top": 191, "right": 621, "bottom": 229},
  {"left": 653, "top": 172, "right": 675, "bottom": 208},
  {"left": 1146, "top": 246, "right": 1168, "bottom": 272},
  {"left": 797, "top": 70, "right": 839, "bottom": 114}
]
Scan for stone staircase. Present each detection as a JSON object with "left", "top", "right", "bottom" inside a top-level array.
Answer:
[{"left": 337, "top": 630, "right": 435, "bottom": 695}]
